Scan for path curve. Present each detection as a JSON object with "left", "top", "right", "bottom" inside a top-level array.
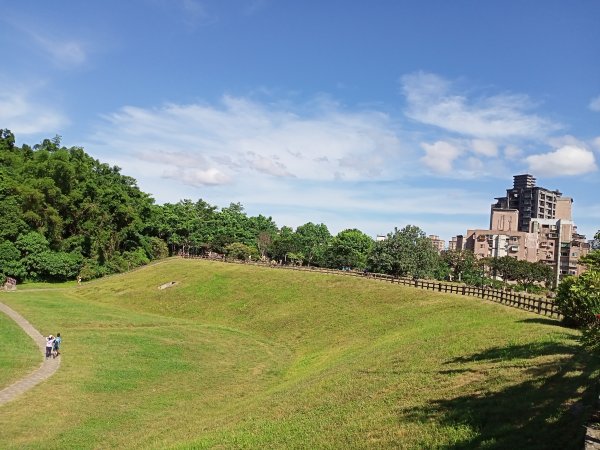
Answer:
[{"left": 0, "top": 302, "right": 60, "bottom": 406}]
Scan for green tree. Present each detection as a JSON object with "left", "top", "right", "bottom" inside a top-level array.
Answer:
[
  {"left": 442, "top": 249, "right": 476, "bottom": 282},
  {"left": 324, "top": 229, "right": 373, "bottom": 270},
  {"left": 0, "top": 240, "right": 26, "bottom": 280},
  {"left": 556, "top": 231, "right": 600, "bottom": 327},
  {"left": 225, "top": 242, "right": 259, "bottom": 261},
  {"left": 368, "top": 225, "right": 439, "bottom": 278},
  {"left": 271, "top": 226, "right": 300, "bottom": 263},
  {"left": 296, "top": 222, "right": 331, "bottom": 266}
]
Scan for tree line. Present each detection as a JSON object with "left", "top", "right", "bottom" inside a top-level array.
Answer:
[{"left": 0, "top": 130, "right": 555, "bottom": 291}]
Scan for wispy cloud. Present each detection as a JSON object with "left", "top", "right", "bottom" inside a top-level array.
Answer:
[
  {"left": 401, "top": 72, "right": 560, "bottom": 139},
  {"left": 589, "top": 95, "right": 600, "bottom": 112},
  {"left": 0, "top": 84, "right": 69, "bottom": 135},
  {"left": 29, "top": 32, "right": 87, "bottom": 68},
  {"left": 90, "top": 95, "right": 405, "bottom": 186}
]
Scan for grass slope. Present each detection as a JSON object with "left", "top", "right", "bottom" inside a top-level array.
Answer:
[{"left": 0, "top": 258, "right": 597, "bottom": 449}]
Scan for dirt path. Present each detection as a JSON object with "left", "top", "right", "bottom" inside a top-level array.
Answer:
[{"left": 0, "top": 302, "right": 61, "bottom": 406}]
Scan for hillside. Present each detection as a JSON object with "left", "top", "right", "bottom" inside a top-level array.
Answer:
[{"left": 0, "top": 258, "right": 597, "bottom": 449}]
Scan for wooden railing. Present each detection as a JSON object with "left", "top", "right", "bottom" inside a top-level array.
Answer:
[{"left": 180, "top": 255, "right": 561, "bottom": 319}]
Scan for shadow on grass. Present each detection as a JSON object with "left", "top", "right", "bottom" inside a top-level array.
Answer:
[
  {"left": 518, "top": 317, "right": 571, "bottom": 328},
  {"left": 401, "top": 340, "right": 600, "bottom": 449}
]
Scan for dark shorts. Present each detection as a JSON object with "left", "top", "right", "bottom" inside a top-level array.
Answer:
[{"left": 45, "top": 347, "right": 52, "bottom": 357}]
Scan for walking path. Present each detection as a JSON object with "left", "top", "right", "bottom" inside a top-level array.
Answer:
[{"left": 0, "top": 302, "right": 60, "bottom": 406}]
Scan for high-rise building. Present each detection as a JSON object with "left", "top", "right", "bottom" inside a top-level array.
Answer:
[
  {"left": 491, "top": 174, "right": 563, "bottom": 232},
  {"left": 460, "top": 174, "right": 590, "bottom": 286}
]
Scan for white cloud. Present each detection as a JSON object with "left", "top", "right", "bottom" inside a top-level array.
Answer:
[
  {"left": 89, "top": 95, "right": 405, "bottom": 186},
  {"left": 163, "top": 167, "right": 231, "bottom": 186},
  {"left": 526, "top": 145, "right": 598, "bottom": 176},
  {"left": 401, "top": 72, "right": 559, "bottom": 139},
  {"left": 589, "top": 95, "right": 600, "bottom": 112},
  {"left": 471, "top": 139, "right": 498, "bottom": 157},
  {"left": 420, "top": 140, "right": 462, "bottom": 174},
  {"left": 0, "top": 86, "right": 68, "bottom": 135}
]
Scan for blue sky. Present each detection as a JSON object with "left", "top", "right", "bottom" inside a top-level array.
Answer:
[{"left": 1, "top": 0, "right": 599, "bottom": 243}]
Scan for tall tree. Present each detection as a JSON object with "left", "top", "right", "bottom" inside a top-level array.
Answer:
[
  {"left": 368, "top": 225, "right": 439, "bottom": 278},
  {"left": 296, "top": 222, "right": 331, "bottom": 266},
  {"left": 324, "top": 229, "right": 373, "bottom": 270}
]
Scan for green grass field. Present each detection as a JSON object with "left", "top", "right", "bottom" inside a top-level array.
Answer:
[
  {"left": 0, "top": 310, "right": 41, "bottom": 390},
  {"left": 0, "top": 258, "right": 597, "bottom": 449}
]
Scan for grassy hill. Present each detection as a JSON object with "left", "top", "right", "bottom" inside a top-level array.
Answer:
[
  {"left": 0, "top": 258, "right": 597, "bottom": 449},
  {"left": 0, "top": 311, "right": 40, "bottom": 389}
]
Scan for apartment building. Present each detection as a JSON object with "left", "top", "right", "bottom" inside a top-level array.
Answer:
[
  {"left": 460, "top": 174, "right": 589, "bottom": 285},
  {"left": 428, "top": 235, "right": 445, "bottom": 253},
  {"left": 491, "top": 174, "right": 564, "bottom": 232}
]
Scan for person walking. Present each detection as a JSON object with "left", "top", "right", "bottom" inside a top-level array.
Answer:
[
  {"left": 45, "top": 335, "right": 54, "bottom": 359},
  {"left": 52, "top": 333, "right": 62, "bottom": 358}
]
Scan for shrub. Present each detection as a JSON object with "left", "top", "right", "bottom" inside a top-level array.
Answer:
[
  {"left": 581, "top": 318, "right": 600, "bottom": 351},
  {"left": 148, "top": 237, "right": 169, "bottom": 260},
  {"left": 225, "top": 242, "right": 259, "bottom": 261},
  {"left": 28, "top": 251, "right": 83, "bottom": 281},
  {"left": 123, "top": 248, "right": 150, "bottom": 268},
  {"left": 79, "top": 259, "right": 107, "bottom": 281},
  {"left": 555, "top": 271, "right": 600, "bottom": 327}
]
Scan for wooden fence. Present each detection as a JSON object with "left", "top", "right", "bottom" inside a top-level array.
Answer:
[{"left": 180, "top": 255, "right": 562, "bottom": 319}]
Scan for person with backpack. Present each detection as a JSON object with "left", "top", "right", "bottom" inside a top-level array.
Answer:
[{"left": 52, "top": 333, "right": 62, "bottom": 358}]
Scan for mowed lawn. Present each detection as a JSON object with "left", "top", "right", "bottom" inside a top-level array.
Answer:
[
  {"left": 0, "top": 310, "right": 41, "bottom": 390},
  {"left": 0, "top": 258, "right": 598, "bottom": 449}
]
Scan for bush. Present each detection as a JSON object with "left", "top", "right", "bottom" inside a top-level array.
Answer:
[
  {"left": 28, "top": 251, "right": 83, "bottom": 281},
  {"left": 225, "top": 242, "right": 259, "bottom": 261},
  {"left": 581, "top": 317, "right": 600, "bottom": 351},
  {"left": 555, "top": 271, "right": 600, "bottom": 327},
  {"left": 79, "top": 259, "right": 107, "bottom": 281},
  {"left": 123, "top": 248, "right": 150, "bottom": 268},
  {"left": 147, "top": 237, "right": 169, "bottom": 260}
]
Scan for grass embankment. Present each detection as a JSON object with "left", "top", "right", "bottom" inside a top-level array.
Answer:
[
  {"left": 0, "top": 311, "right": 40, "bottom": 389},
  {"left": 0, "top": 258, "right": 597, "bottom": 449}
]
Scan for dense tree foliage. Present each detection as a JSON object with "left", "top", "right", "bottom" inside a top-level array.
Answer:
[
  {"left": 482, "top": 256, "right": 553, "bottom": 291},
  {"left": 368, "top": 225, "right": 439, "bottom": 278},
  {"left": 0, "top": 130, "right": 156, "bottom": 281},
  {"left": 556, "top": 231, "right": 600, "bottom": 328},
  {"left": 324, "top": 229, "right": 372, "bottom": 270},
  {"left": 0, "top": 130, "right": 590, "bottom": 295}
]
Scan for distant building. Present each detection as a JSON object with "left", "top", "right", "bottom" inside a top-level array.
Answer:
[
  {"left": 428, "top": 235, "right": 445, "bottom": 253},
  {"left": 449, "top": 235, "right": 465, "bottom": 251},
  {"left": 491, "top": 174, "right": 564, "bottom": 232},
  {"left": 460, "top": 174, "right": 590, "bottom": 286},
  {"left": 376, "top": 235, "right": 387, "bottom": 242}
]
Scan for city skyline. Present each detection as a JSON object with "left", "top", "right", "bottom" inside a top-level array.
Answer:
[{"left": 1, "top": 1, "right": 599, "bottom": 242}]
